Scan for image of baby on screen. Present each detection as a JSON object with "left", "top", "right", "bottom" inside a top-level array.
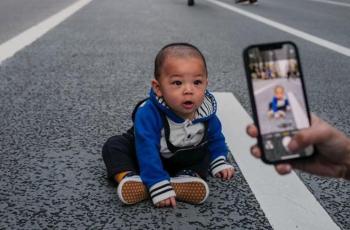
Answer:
[{"left": 268, "top": 85, "right": 291, "bottom": 119}]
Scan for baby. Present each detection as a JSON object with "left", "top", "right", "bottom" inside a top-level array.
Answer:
[
  {"left": 268, "top": 85, "right": 290, "bottom": 119},
  {"left": 102, "top": 43, "right": 234, "bottom": 208}
]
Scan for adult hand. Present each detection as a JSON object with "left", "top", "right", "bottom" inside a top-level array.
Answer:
[{"left": 246, "top": 114, "right": 350, "bottom": 180}]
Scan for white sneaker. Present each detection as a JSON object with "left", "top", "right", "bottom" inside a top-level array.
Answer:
[
  {"left": 117, "top": 174, "right": 148, "bottom": 205},
  {"left": 170, "top": 170, "right": 209, "bottom": 204}
]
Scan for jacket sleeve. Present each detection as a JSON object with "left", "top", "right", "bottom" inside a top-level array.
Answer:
[
  {"left": 134, "top": 102, "right": 175, "bottom": 204},
  {"left": 272, "top": 97, "right": 278, "bottom": 112},
  {"left": 207, "top": 115, "right": 234, "bottom": 175}
]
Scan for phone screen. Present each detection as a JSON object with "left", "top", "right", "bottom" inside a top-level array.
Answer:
[{"left": 245, "top": 42, "right": 314, "bottom": 163}]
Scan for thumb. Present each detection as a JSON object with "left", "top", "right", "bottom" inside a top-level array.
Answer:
[{"left": 288, "top": 123, "right": 330, "bottom": 152}]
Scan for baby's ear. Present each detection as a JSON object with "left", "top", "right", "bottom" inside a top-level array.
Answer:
[{"left": 151, "top": 79, "right": 162, "bottom": 97}]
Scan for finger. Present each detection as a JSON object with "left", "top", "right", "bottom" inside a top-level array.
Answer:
[
  {"left": 288, "top": 116, "right": 331, "bottom": 152},
  {"left": 226, "top": 169, "right": 232, "bottom": 179},
  {"left": 222, "top": 170, "right": 228, "bottom": 180},
  {"left": 170, "top": 197, "right": 176, "bottom": 208},
  {"left": 246, "top": 124, "right": 258, "bottom": 137},
  {"left": 229, "top": 168, "right": 235, "bottom": 179},
  {"left": 159, "top": 202, "right": 164, "bottom": 208},
  {"left": 288, "top": 130, "right": 313, "bottom": 152},
  {"left": 226, "top": 169, "right": 233, "bottom": 180},
  {"left": 215, "top": 172, "right": 222, "bottom": 178},
  {"left": 250, "top": 145, "right": 262, "bottom": 158},
  {"left": 275, "top": 164, "right": 292, "bottom": 175},
  {"left": 155, "top": 202, "right": 161, "bottom": 208},
  {"left": 163, "top": 199, "right": 169, "bottom": 207},
  {"left": 160, "top": 200, "right": 166, "bottom": 208}
]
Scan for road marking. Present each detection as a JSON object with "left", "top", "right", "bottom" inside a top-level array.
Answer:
[
  {"left": 0, "top": 0, "right": 93, "bottom": 64},
  {"left": 309, "top": 0, "right": 350, "bottom": 7},
  {"left": 287, "top": 92, "right": 309, "bottom": 129},
  {"left": 213, "top": 92, "right": 340, "bottom": 230},
  {"left": 254, "top": 82, "right": 275, "bottom": 96},
  {"left": 204, "top": 0, "right": 350, "bottom": 57}
]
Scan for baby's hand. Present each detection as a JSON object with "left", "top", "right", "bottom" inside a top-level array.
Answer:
[
  {"left": 215, "top": 167, "right": 235, "bottom": 180},
  {"left": 155, "top": 196, "right": 176, "bottom": 208}
]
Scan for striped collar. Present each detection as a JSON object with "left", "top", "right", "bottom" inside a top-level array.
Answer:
[{"left": 149, "top": 89, "right": 217, "bottom": 124}]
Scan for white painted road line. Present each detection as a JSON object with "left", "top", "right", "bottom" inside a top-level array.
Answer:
[
  {"left": 309, "top": 0, "right": 350, "bottom": 8},
  {"left": 0, "top": 0, "right": 93, "bottom": 64},
  {"left": 213, "top": 92, "right": 340, "bottom": 230},
  {"left": 254, "top": 82, "right": 275, "bottom": 96},
  {"left": 204, "top": 0, "right": 350, "bottom": 57},
  {"left": 287, "top": 92, "right": 309, "bottom": 129}
]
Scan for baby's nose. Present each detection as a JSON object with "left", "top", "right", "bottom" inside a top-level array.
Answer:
[{"left": 184, "top": 84, "right": 194, "bottom": 93}]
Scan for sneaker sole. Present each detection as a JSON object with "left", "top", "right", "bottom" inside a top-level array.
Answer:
[
  {"left": 170, "top": 177, "right": 209, "bottom": 204},
  {"left": 117, "top": 177, "right": 148, "bottom": 205}
]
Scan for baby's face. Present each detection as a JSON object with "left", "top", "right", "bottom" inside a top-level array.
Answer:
[
  {"left": 152, "top": 56, "right": 208, "bottom": 120},
  {"left": 275, "top": 87, "right": 285, "bottom": 100}
]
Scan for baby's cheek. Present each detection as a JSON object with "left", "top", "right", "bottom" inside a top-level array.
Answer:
[{"left": 173, "top": 98, "right": 182, "bottom": 105}]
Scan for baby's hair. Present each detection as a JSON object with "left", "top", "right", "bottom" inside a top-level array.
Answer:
[
  {"left": 154, "top": 43, "right": 207, "bottom": 80},
  {"left": 274, "top": 85, "right": 285, "bottom": 92}
]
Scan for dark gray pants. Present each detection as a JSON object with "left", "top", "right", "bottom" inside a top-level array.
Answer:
[{"left": 102, "top": 128, "right": 211, "bottom": 180}]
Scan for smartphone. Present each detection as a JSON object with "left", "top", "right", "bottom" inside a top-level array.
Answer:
[{"left": 243, "top": 41, "right": 315, "bottom": 164}]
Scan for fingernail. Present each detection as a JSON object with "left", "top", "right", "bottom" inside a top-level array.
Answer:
[{"left": 288, "top": 139, "right": 298, "bottom": 152}]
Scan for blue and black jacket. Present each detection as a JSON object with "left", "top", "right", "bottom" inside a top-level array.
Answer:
[{"left": 134, "top": 89, "right": 233, "bottom": 204}]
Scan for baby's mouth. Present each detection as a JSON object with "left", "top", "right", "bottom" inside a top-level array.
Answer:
[{"left": 182, "top": 100, "right": 194, "bottom": 109}]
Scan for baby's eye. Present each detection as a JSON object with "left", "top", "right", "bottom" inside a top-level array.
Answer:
[
  {"left": 172, "top": 81, "right": 182, "bottom": 86},
  {"left": 194, "top": 80, "right": 203, "bottom": 85}
]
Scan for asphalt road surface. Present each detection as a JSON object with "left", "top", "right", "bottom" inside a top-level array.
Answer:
[
  {"left": 0, "top": 0, "right": 349, "bottom": 229},
  {"left": 0, "top": 0, "right": 79, "bottom": 43}
]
